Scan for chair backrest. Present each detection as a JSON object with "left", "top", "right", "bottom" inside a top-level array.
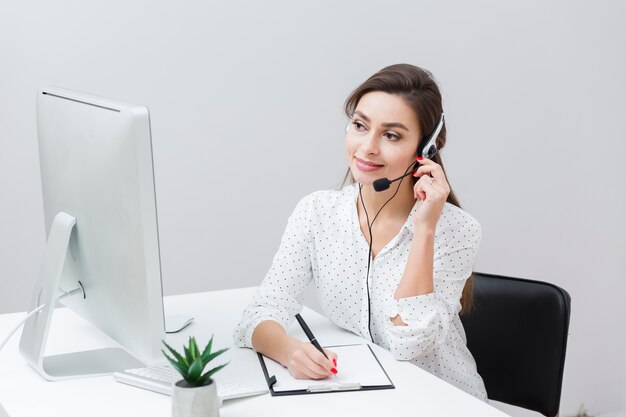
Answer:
[{"left": 460, "top": 272, "right": 571, "bottom": 417}]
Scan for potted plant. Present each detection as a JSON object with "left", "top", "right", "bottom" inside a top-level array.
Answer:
[{"left": 162, "top": 336, "right": 229, "bottom": 417}]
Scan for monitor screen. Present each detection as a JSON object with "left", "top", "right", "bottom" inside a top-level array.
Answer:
[{"left": 20, "top": 87, "right": 166, "bottom": 379}]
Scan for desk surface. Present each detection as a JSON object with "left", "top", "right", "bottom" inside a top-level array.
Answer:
[{"left": 0, "top": 287, "right": 509, "bottom": 417}]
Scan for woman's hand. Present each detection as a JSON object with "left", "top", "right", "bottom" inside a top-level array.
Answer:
[
  {"left": 284, "top": 337, "right": 338, "bottom": 380},
  {"left": 412, "top": 157, "right": 450, "bottom": 230}
]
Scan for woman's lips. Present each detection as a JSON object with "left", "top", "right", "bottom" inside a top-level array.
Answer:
[{"left": 355, "top": 157, "right": 384, "bottom": 172}]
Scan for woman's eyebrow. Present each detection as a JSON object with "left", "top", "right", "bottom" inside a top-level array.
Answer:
[
  {"left": 354, "top": 110, "right": 409, "bottom": 131},
  {"left": 382, "top": 122, "right": 409, "bottom": 131}
]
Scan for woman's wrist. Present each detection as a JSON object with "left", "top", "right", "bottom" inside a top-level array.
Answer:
[{"left": 252, "top": 321, "right": 299, "bottom": 367}]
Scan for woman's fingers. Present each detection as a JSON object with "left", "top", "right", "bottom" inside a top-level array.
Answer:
[
  {"left": 295, "top": 344, "right": 330, "bottom": 379},
  {"left": 305, "top": 345, "right": 337, "bottom": 375},
  {"left": 325, "top": 349, "right": 338, "bottom": 369},
  {"left": 413, "top": 166, "right": 447, "bottom": 188},
  {"left": 290, "top": 345, "right": 337, "bottom": 380},
  {"left": 411, "top": 158, "right": 450, "bottom": 228},
  {"left": 299, "top": 361, "right": 332, "bottom": 379},
  {"left": 413, "top": 172, "right": 446, "bottom": 201},
  {"left": 413, "top": 159, "right": 449, "bottom": 189},
  {"left": 412, "top": 159, "right": 450, "bottom": 201},
  {"left": 290, "top": 349, "right": 329, "bottom": 379},
  {"left": 292, "top": 366, "right": 328, "bottom": 380}
]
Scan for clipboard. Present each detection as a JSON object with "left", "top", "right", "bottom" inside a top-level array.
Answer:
[{"left": 257, "top": 344, "right": 395, "bottom": 396}]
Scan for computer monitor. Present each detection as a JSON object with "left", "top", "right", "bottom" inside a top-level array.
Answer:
[{"left": 19, "top": 87, "right": 166, "bottom": 380}]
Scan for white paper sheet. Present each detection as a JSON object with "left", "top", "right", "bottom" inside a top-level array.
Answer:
[{"left": 261, "top": 344, "right": 393, "bottom": 392}]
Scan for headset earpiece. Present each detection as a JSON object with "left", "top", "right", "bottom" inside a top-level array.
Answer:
[
  {"left": 423, "top": 144, "right": 438, "bottom": 159},
  {"left": 418, "top": 113, "right": 444, "bottom": 159}
]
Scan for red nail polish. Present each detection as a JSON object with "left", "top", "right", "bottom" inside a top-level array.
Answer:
[
  {"left": 331, "top": 368, "right": 338, "bottom": 374},
  {"left": 416, "top": 156, "right": 423, "bottom": 161},
  {"left": 333, "top": 359, "right": 337, "bottom": 367}
]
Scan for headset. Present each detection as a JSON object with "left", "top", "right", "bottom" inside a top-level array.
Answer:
[{"left": 346, "top": 112, "right": 445, "bottom": 342}]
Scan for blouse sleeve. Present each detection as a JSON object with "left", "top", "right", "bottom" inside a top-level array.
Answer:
[
  {"left": 233, "top": 194, "right": 314, "bottom": 349},
  {"left": 384, "top": 218, "right": 482, "bottom": 361}
]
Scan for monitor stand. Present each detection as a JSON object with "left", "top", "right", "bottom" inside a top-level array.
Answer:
[{"left": 19, "top": 211, "right": 144, "bottom": 381}]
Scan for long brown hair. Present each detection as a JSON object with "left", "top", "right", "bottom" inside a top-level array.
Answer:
[{"left": 343, "top": 63, "right": 474, "bottom": 314}]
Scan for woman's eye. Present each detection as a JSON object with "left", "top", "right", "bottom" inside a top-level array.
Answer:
[
  {"left": 352, "top": 121, "right": 365, "bottom": 130},
  {"left": 385, "top": 132, "right": 400, "bottom": 141}
]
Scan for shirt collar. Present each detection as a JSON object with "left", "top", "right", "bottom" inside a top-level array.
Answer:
[{"left": 350, "top": 183, "right": 419, "bottom": 235}]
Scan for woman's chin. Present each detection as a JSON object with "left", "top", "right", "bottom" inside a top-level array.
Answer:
[{"left": 349, "top": 170, "right": 375, "bottom": 185}]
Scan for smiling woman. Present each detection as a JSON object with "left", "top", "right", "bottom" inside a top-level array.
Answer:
[
  {"left": 342, "top": 64, "right": 461, "bottom": 207},
  {"left": 233, "top": 64, "right": 487, "bottom": 401}
]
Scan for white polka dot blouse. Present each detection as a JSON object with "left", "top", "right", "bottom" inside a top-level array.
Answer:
[{"left": 233, "top": 183, "right": 487, "bottom": 401}]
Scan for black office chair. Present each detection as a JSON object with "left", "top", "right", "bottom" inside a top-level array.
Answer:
[{"left": 460, "top": 272, "right": 571, "bottom": 417}]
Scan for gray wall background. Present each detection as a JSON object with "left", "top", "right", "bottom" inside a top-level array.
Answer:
[{"left": 1, "top": 1, "right": 624, "bottom": 416}]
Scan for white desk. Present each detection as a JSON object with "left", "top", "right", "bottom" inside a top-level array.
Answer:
[{"left": 0, "top": 287, "right": 509, "bottom": 417}]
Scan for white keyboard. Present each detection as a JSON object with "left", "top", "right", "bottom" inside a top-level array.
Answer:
[{"left": 113, "top": 364, "right": 268, "bottom": 401}]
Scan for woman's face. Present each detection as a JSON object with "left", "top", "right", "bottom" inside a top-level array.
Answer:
[{"left": 345, "top": 91, "right": 422, "bottom": 186}]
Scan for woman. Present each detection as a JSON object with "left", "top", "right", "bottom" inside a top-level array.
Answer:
[{"left": 233, "top": 64, "right": 487, "bottom": 400}]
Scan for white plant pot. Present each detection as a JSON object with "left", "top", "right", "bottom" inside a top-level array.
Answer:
[{"left": 172, "top": 379, "right": 220, "bottom": 417}]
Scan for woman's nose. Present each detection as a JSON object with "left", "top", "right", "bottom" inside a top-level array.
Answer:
[{"left": 361, "top": 133, "right": 379, "bottom": 154}]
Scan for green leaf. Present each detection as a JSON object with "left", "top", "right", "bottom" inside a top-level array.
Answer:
[
  {"left": 184, "top": 346, "right": 193, "bottom": 364},
  {"left": 187, "top": 356, "right": 205, "bottom": 384},
  {"left": 200, "top": 335, "right": 214, "bottom": 362},
  {"left": 189, "top": 337, "right": 199, "bottom": 361},
  {"left": 197, "top": 374, "right": 211, "bottom": 386},
  {"left": 204, "top": 347, "right": 229, "bottom": 364},
  {"left": 162, "top": 340, "right": 188, "bottom": 368},
  {"left": 163, "top": 351, "right": 189, "bottom": 380},
  {"left": 162, "top": 336, "right": 228, "bottom": 386},
  {"left": 204, "top": 361, "right": 230, "bottom": 379}
]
